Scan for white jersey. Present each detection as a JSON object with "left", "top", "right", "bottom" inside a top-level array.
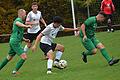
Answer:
[
  {"left": 26, "top": 11, "right": 42, "bottom": 33},
  {"left": 41, "top": 23, "right": 64, "bottom": 46}
]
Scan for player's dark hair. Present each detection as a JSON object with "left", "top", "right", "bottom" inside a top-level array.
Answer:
[
  {"left": 32, "top": 2, "right": 38, "bottom": 6},
  {"left": 98, "top": 11, "right": 107, "bottom": 17},
  {"left": 53, "top": 16, "right": 63, "bottom": 23}
]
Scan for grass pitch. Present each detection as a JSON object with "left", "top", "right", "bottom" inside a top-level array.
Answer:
[{"left": 0, "top": 31, "right": 120, "bottom": 80}]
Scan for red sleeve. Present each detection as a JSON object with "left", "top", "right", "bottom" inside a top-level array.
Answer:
[
  {"left": 100, "top": 1, "right": 104, "bottom": 11},
  {"left": 111, "top": 2, "right": 115, "bottom": 12}
]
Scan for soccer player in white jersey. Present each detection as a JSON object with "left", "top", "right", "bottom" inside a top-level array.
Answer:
[
  {"left": 24, "top": 2, "right": 47, "bottom": 54},
  {"left": 31, "top": 16, "right": 78, "bottom": 74}
]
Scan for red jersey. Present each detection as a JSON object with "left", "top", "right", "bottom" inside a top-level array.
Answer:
[{"left": 101, "top": 0, "right": 115, "bottom": 14}]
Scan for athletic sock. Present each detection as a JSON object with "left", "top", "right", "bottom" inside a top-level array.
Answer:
[
  {"left": 47, "top": 59, "right": 53, "bottom": 70},
  {"left": 55, "top": 51, "right": 63, "bottom": 61},
  {"left": 13, "top": 59, "right": 25, "bottom": 72},
  {"left": 100, "top": 48, "right": 112, "bottom": 62},
  {"left": 24, "top": 45, "right": 29, "bottom": 53},
  {"left": 84, "top": 50, "right": 93, "bottom": 56},
  {"left": 0, "top": 58, "right": 9, "bottom": 70}
]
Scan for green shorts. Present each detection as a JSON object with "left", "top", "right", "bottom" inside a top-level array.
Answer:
[
  {"left": 8, "top": 41, "right": 24, "bottom": 56},
  {"left": 80, "top": 36, "right": 100, "bottom": 52}
]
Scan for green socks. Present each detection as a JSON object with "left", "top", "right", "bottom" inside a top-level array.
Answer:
[
  {"left": 100, "top": 48, "right": 112, "bottom": 62},
  {"left": 0, "top": 58, "right": 9, "bottom": 70},
  {"left": 14, "top": 59, "right": 25, "bottom": 72},
  {"left": 84, "top": 50, "right": 93, "bottom": 55}
]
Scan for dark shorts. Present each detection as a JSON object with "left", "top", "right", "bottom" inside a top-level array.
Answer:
[
  {"left": 106, "top": 14, "right": 112, "bottom": 20},
  {"left": 39, "top": 42, "right": 57, "bottom": 56},
  {"left": 24, "top": 30, "right": 41, "bottom": 43}
]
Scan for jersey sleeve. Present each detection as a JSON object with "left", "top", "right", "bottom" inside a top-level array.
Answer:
[
  {"left": 100, "top": 1, "right": 104, "bottom": 11},
  {"left": 40, "top": 13, "right": 42, "bottom": 19},
  {"left": 59, "top": 25, "right": 65, "bottom": 31},
  {"left": 38, "top": 11, "right": 42, "bottom": 20},
  {"left": 15, "top": 18, "right": 23, "bottom": 24},
  {"left": 41, "top": 26, "right": 51, "bottom": 35},
  {"left": 26, "top": 12, "right": 32, "bottom": 22},
  {"left": 111, "top": 1, "right": 115, "bottom": 12},
  {"left": 84, "top": 18, "right": 94, "bottom": 27}
]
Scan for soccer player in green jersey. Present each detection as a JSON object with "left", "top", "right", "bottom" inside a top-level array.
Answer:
[
  {"left": 0, "top": 9, "right": 32, "bottom": 75},
  {"left": 77, "top": 11, "right": 119, "bottom": 66}
]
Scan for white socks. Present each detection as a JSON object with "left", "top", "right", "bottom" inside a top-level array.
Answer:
[
  {"left": 47, "top": 51, "right": 63, "bottom": 71},
  {"left": 47, "top": 59, "right": 53, "bottom": 70},
  {"left": 55, "top": 51, "right": 63, "bottom": 61},
  {"left": 24, "top": 45, "right": 29, "bottom": 53}
]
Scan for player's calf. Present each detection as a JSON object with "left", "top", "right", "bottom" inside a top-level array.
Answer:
[{"left": 20, "top": 53, "right": 27, "bottom": 60}]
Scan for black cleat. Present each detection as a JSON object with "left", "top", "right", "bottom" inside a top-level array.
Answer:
[
  {"left": 82, "top": 52, "right": 87, "bottom": 63},
  {"left": 109, "top": 58, "right": 120, "bottom": 66}
]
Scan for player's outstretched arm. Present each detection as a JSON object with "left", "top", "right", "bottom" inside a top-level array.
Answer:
[
  {"left": 31, "top": 33, "right": 43, "bottom": 52},
  {"left": 16, "top": 21, "right": 32, "bottom": 28},
  {"left": 40, "top": 18, "right": 47, "bottom": 27},
  {"left": 23, "top": 37, "right": 30, "bottom": 43},
  {"left": 63, "top": 28, "right": 79, "bottom": 32}
]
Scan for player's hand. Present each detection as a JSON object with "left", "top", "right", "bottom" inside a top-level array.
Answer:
[
  {"left": 27, "top": 25, "right": 32, "bottom": 28},
  {"left": 31, "top": 45, "right": 36, "bottom": 52},
  {"left": 24, "top": 39, "right": 30, "bottom": 43},
  {"left": 75, "top": 31, "right": 80, "bottom": 37},
  {"left": 83, "top": 35, "right": 87, "bottom": 41},
  {"left": 44, "top": 24, "right": 47, "bottom": 27},
  {"left": 74, "top": 28, "right": 79, "bottom": 31}
]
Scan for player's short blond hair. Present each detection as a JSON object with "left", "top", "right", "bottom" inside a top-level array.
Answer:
[
  {"left": 18, "top": 9, "right": 25, "bottom": 14},
  {"left": 18, "top": 9, "right": 26, "bottom": 17}
]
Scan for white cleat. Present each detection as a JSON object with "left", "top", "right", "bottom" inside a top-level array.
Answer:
[
  {"left": 47, "top": 71, "right": 52, "bottom": 74},
  {"left": 53, "top": 62, "right": 59, "bottom": 67},
  {"left": 107, "top": 29, "right": 110, "bottom": 32}
]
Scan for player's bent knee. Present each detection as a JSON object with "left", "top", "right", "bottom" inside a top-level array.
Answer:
[
  {"left": 27, "top": 43, "right": 32, "bottom": 48},
  {"left": 47, "top": 53, "right": 54, "bottom": 60},
  {"left": 20, "top": 53, "right": 27, "bottom": 60},
  {"left": 47, "top": 50, "right": 54, "bottom": 60},
  {"left": 97, "top": 43, "right": 105, "bottom": 49},
  {"left": 92, "top": 49, "right": 97, "bottom": 55},
  {"left": 59, "top": 45, "right": 64, "bottom": 52}
]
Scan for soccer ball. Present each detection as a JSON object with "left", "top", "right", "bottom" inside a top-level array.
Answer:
[{"left": 58, "top": 60, "right": 67, "bottom": 69}]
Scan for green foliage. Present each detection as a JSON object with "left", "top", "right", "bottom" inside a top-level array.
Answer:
[
  {"left": 0, "top": 7, "right": 6, "bottom": 15},
  {"left": 0, "top": 0, "right": 120, "bottom": 34}
]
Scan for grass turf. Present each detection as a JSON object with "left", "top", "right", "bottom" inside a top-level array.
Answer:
[{"left": 0, "top": 30, "right": 120, "bottom": 80}]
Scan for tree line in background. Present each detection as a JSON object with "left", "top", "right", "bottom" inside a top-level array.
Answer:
[{"left": 0, "top": 0, "right": 120, "bottom": 34}]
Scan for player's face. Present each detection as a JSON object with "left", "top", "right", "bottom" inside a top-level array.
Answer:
[
  {"left": 22, "top": 11, "right": 26, "bottom": 20},
  {"left": 32, "top": 5, "right": 38, "bottom": 11},
  {"left": 53, "top": 23, "right": 61, "bottom": 28},
  {"left": 99, "top": 15, "right": 105, "bottom": 22}
]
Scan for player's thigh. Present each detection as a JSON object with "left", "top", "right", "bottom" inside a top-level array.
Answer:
[
  {"left": 24, "top": 33, "right": 35, "bottom": 43},
  {"left": 11, "top": 42, "right": 24, "bottom": 56},
  {"left": 54, "top": 43, "right": 64, "bottom": 52},
  {"left": 91, "top": 37, "right": 101, "bottom": 47},
  {"left": 39, "top": 42, "right": 54, "bottom": 56},
  {"left": 47, "top": 50, "right": 54, "bottom": 59},
  {"left": 82, "top": 38, "right": 96, "bottom": 51}
]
